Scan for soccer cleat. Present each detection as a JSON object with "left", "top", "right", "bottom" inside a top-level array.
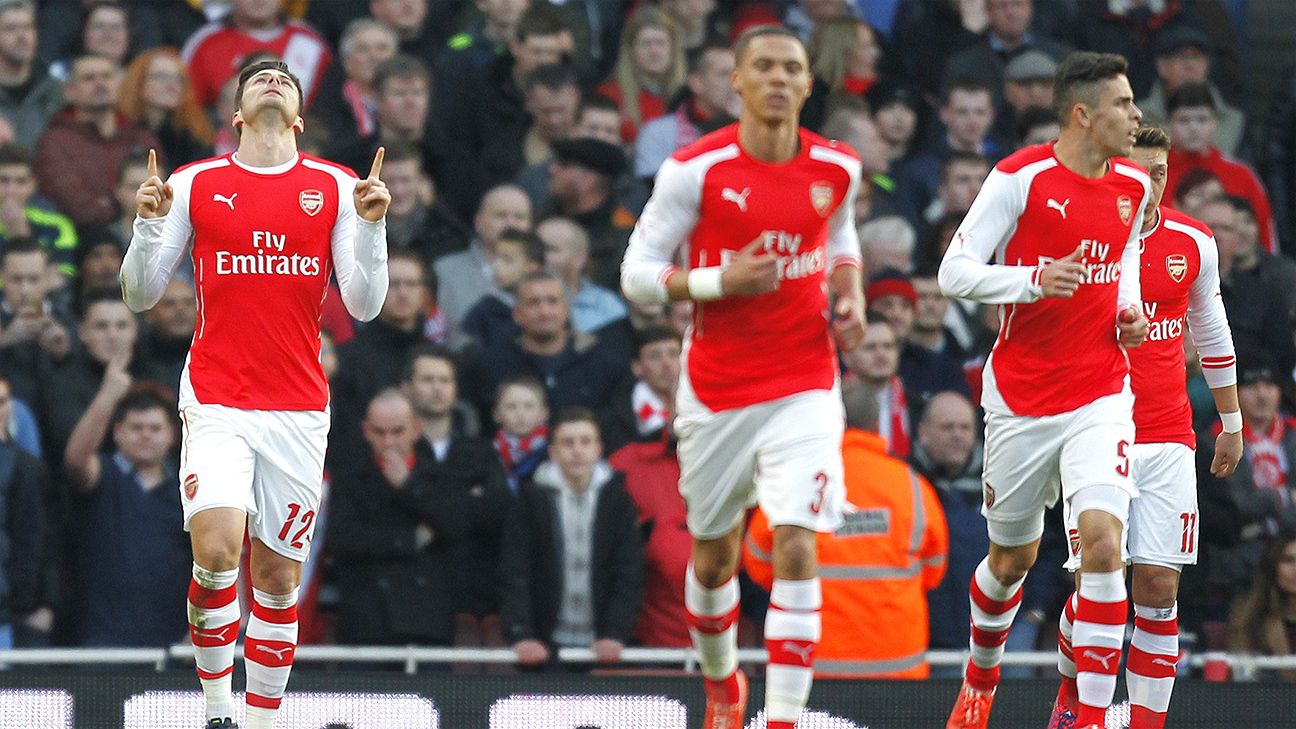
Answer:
[
  {"left": 206, "top": 719, "right": 237, "bottom": 728},
  {"left": 1047, "top": 700, "right": 1078, "bottom": 729},
  {"left": 947, "top": 680, "right": 996, "bottom": 729},
  {"left": 702, "top": 669, "right": 748, "bottom": 729}
]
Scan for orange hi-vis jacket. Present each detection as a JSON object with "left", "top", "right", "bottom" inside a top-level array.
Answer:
[{"left": 743, "top": 429, "right": 949, "bottom": 679}]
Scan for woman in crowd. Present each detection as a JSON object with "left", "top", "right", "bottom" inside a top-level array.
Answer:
[
  {"left": 117, "top": 47, "right": 214, "bottom": 166},
  {"left": 597, "top": 5, "right": 687, "bottom": 143},
  {"left": 802, "top": 18, "right": 884, "bottom": 132},
  {"left": 1230, "top": 533, "right": 1296, "bottom": 681}
]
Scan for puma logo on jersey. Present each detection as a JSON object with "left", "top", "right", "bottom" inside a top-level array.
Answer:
[
  {"left": 255, "top": 644, "right": 292, "bottom": 660},
  {"left": 780, "top": 641, "right": 815, "bottom": 665},
  {"left": 1082, "top": 648, "right": 1119, "bottom": 670},
  {"left": 213, "top": 193, "right": 237, "bottom": 210},
  {"left": 721, "top": 187, "right": 750, "bottom": 212},
  {"left": 1047, "top": 198, "right": 1070, "bottom": 219}
]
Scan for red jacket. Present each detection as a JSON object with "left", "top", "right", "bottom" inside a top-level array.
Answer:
[{"left": 1166, "top": 147, "right": 1277, "bottom": 253}]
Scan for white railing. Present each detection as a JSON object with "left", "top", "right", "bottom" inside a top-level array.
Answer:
[{"left": 2, "top": 646, "right": 1296, "bottom": 675}]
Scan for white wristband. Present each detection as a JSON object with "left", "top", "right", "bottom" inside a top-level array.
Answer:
[
  {"left": 687, "top": 267, "right": 724, "bottom": 301},
  {"left": 1220, "top": 411, "right": 1243, "bottom": 434}
]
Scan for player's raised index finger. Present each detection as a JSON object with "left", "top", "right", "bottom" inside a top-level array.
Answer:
[
  {"left": 147, "top": 148, "right": 158, "bottom": 179},
  {"left": 740, "top": 234, "right": 767, "bottom": 256},
  {"left": 369, "top": 146, "right": 385, "bottom": 180}
]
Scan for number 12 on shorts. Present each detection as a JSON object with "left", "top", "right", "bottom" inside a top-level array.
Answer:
[
  {"left": 1180, "top": 512, "right": 1197, "bottom": 554},
  {"left": 278, "top": 502, "right": 315, "bottom": 549}
]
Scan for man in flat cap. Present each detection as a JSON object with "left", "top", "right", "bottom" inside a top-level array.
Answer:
[
  {"left": 995, "top": 49, "right": 1057, "bottom": 145},
  {"left": 941, "top": 0, "right": 1071, "bottom": 104},
  {"left": 544, "top": 137, "right": 638, "bottom": 291},
  {"left": 1137, "top": 25, "right": 1245, "bottom": 156}
]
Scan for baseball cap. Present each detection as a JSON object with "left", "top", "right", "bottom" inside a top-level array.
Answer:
[
  {"left": 1237, "top": 347, "right": 1279, "bottom": 387},
  {"left": 1004, "top": 50, "right": 1058, "bottom": 83},
  {"left": 1154, "top": 25, "right": 1212, "bottom": 57},
  {"left": 865, "top": 268, "right": 918, "bottom": 306},
  {"left": 552, "top": 137, "right": 627, "bottom": 178}
]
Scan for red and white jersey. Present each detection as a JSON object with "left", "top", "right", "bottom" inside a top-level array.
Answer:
[
  {"left": 621, "top": 124, "right": 862, "bottom": 412},
  {"left": 1131, "top": 206, "right": 1236, "bottom": 447},
  {"left": 939, "top": 143, "right": 1150, "bottom": 417},
  {"left": 121, "top": 153, "right": 388, "bottom": 412},
  {"left": 182, "top": 19, "right": 331, "bottom": 109}
]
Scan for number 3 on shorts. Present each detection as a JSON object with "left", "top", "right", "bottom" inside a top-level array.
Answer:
[
  {"left": 277, "top": 502, "right": 316, "bottom": 549},
  {"left": 1115, "top": 439, "right": 1130, "bottom": 478},
  {"left": 809, "top": 472, "right": 828, "bottom": 514}
]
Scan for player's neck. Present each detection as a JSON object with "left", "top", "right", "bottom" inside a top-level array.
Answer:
[
  {"left": 1052, "top": 133, "right": 1110, "bottom": 179},
  {"left": 1140, "top": 207, "right": 1161, "bottom": 234},
  {"left": 738, "top": 118, "right": 800, "bottom": 164},
  {"left": 235, "top": 123, "right": 299, "bottom": 168}
]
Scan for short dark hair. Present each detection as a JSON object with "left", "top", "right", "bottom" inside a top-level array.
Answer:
[
  {"left": 734, "top": 24, "right": 802, "bottom": 63},
  {"left": 1174, "top": 167, "right": 1222, "bottom": 201},
  {"left": 387, "top": 248, "right": 427, "bottom": 280},
  {"left": 111, "top": 384, "right": 174, "bottom": 427},
  {"left": 234, "top": 59, "right": 304, "bottom": 115},
  {"left": 382, "top": 139, "right": 424, "bottom": 167},
  {"left": 523, "top": 63, "right": 579, "bottom": 94},
  {"left": 941, "top": 150, "right": 989, "bottom": 180},
  {"left": 1, "top": 236, "right": 44, "bottom": 263},
  {"left": 514, "top": 4, "right": 567, "bottom": 44},
  {"left": 1166, "top": 82, "right": 1216, "bottom": 116},
  {"left": 550, "top": 406, "right": 600, "bottom": 437},
  {"left": 1133, "top": 125, "right": 1172, "bottom": 151},
  {"left": 495, "top": 227, "right": 546, "bottom": 265},
  {"left": 578, "top": 91, "right": 620, "bottom": 120},
  {"left": 1052, "top": 52, "right": 1129, "bottom": 126},
  {"left": 81, "top": 286, "right": 128, "bottom": 318},
  {"left": 1224, "top": 194, "right": 1256, "bottom": 221},
  {"left": 634, "top": 325, "right": 680, "bottom": 359},
  {"left": 688, "top": 42, "right": 732, "bottom": 75},
  {"left": 0, "top": 142, "right": 32, "bottom": 170},
  {"left": 1015, "top": 105, "right": 1058, "bottom": 142},
  {"left": 495, "top": 375, "right": 547, "bottom": 408},
  {"left": 373, "top": 54, "right": 430, "bottom": 94},
  {"left": 402, "top": 343, "right": 457, "bottom": 382},
  {"left": 939, "top": 76, "right": 992, "bottom": 107}
]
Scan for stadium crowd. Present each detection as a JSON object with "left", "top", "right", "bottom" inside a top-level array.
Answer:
[{"left": 0, "top": 0, "right": 1293, "bottom": 682}]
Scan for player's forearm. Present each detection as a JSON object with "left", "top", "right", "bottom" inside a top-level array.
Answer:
[
  {"left": 337, "top": 218, "right": 389, "bottom": 322},
  {"left": 938, "top": 255, "right": 1041, "bottom": 304},
  {"left": 829, "top": 263, "right": 864, "bottom": 309},
  {"left": 1209, "top": 385, "right": 1241, "bottom": 419}
]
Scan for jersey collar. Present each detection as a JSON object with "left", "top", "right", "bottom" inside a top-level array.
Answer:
[{"left": 230, "top": 152, "right": 300, "bottom": 175}]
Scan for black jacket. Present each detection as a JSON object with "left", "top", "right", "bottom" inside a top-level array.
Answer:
[
  {"left": 499, "top": 463, "right": 644, "bottom": 646},
  {"left": 327, "top": 453, "right": 470, "bottom": 645},
  {"left": 470, "top": 330, "right": 630, "bottom": 420}
]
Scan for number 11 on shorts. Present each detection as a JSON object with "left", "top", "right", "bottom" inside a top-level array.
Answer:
[
  {"left": 1180, "top": 512, "right": 1196, "bottom": 553},
  {"left": 278, "top": 502, "right": 315, "bottom": 549}
]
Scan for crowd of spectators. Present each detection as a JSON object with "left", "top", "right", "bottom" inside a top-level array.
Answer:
[{"left": 0, "top": 0, "right": 1293, "bottom": 680}]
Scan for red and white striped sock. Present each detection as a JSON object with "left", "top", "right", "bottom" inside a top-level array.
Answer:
[
  {"left": 1056, "top": 592, "right": 1079, "bottom": 714},
  {"left": 966, "top": 558, "right": 1025, "bottom": 692},
  {"left": 765, "top": 577, "right": 821, "bottom": 729},
  {"left": 188, "top": 563, "right": 240, "bottom": 723},
  {"left": 1073, "top": 569, "right": 1127, "bottom": 726},
  {"left": 684, "top": 563, "right": 741, "bottom": 700},
  {"left": 1127, "top": 602, "right": 1179, "bottom": 729},
  {"left": 244, "top": 587, "right": 299, "bottom": 729}
]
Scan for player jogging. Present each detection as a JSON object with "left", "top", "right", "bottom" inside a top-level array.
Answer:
[
  {"left": 621, "top": 25, "right": 865, "bottom": 729},
  {"left": 1047, "top": 125, "right": 1242, "bottom": 729},
  {"left": 938, "top": 51, "right": 1150, "bottom": 729},
  {"left": 121, "top": 60, "right": 390, "bottom": 729}
]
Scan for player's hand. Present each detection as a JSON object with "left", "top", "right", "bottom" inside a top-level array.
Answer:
[
  {"left": 136, "top": 149, "right": 173, "bottom": 219},
  {"left": 1211, "top": 429, "right": 1244, "bottom": 477},
  {"left": 354, "top": 146, "right": 391, "bottom": 222},
  {"left": 1117, "top": 305, "right": 1148, "bottom": 348},
  {"left": 0, "top": 313, "right": 45, "bottom": 347},
  {"left": 100, "top": 351, "right": 133, "bottom": 402},
  {"left": 720, "top": 235, "right": 779, "bottom": 296},
  {"left": 832, "top": 297, "right": 865, "bottom": 351},
  {"left": 1039, "top": 244, "right": 1086, "bottom": 298},
  {"left": 513, "top": 639, "right": 550, "bottom": 666},
  {"left": 592, "top": 638, "right": 624, "bottom": 664},
  {"left": 378, "top": 446, "right": 411, "bottom": 487}
]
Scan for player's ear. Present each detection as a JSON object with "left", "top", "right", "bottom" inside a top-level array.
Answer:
[
  {"left": 231, "top": 109, "right": 244, "bottom": 129},
  {"left": 292, "top": 115, "right": 305, "bottom": 134}
]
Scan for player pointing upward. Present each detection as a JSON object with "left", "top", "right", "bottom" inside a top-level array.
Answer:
[
  {"left": 622, "top": 24, "right": 865, "bottom": 729},
  {"left": 938, "top": 52, "right": 1150, "bottom": 729},
  {"left": 122, "top": 60, "right": 389, "bottom": 729}
]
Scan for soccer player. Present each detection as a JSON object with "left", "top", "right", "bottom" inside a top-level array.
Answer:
[
  {"left": 621, "top": 25, "right": 865, "bottom": 729},
  {"left": 1047, "top": 125, "right": 1242, "bottom": 729},
  {"left": 938, "top": 51, "right": 1150, "bottom": 729},
  {"left": 120, "top": 60, "right": 390, "bottom": 729}
]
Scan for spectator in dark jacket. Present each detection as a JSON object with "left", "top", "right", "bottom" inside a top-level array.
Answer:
[
  {"left": 138, "top": 278, "right": 194, "bottom": 400},
  {"left": 472, "top": 272, "right": 630, "bottom": 419},
  {"left": 0, "top": 1, "right": 63, "bottom": 149},
  {"left": 328, "top": 389, "right": 468, "bottom": 646},
  {"left": 1259, "top": 66, "right": 1296, "bottom": 253},
  {"left": 500, "top": 408, "right": 644, "bottom": 666},
  {"left": 600, "top": 326, "right": 679, "bottom": 454},
  {"left": 0, "top": 372, "right": 47, "bottom": 649}
]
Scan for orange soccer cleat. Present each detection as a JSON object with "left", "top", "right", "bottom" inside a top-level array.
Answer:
[
  {"left": 702, "top": 669, "right": 748, "bottom": 729},
  {"left": 947, "top": 680, "right": 996, "bottom": 729}
]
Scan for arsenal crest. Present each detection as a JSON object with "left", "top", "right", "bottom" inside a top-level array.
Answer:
[
  {"left": 983, "top": 482, "right": 995, "bottom": 509},
  {"left": 299, "top": 189, "right": 324, "bottom": 216},
  {"left": 809, "top": 182, "right": 834, "bottom": 217},
  {"left": 183, "top": 473, "right": 199, "bottom": 500},
  {"left": 1166, "top": 253, "right": 1188, "bottom": 283},
  {"left": 1116, "top": 195, "right": 1133, "bottom": 225}
]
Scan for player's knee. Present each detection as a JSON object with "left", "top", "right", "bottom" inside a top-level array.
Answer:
[
  {"left": 1080, "top": 533, "right": 1122, "bottom": 570},
  {"left": 692, "top": 550, "right": 738, "bottom": 586},
  {"left": 252, "top": 561, "right": 300, "bottom": 595},
  {"left": 1132, "top": 567, "right": 1179, "bottom": 608},
  {"left": 987, "top": 543, "right": 1036, "bottom": 584},
  {"left": 191, "top": 535, "right": 241, "bottom": 572},
  {"left": 772, "top": 528, "right": 817, "bottom": 579}
]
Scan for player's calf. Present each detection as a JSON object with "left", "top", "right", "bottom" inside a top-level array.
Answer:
[
  {"left": 188, "top": 563, "right": 240, "bottom": 725},
  {"left": 244, "top": 587, "right": 300, "bottom": 729}
]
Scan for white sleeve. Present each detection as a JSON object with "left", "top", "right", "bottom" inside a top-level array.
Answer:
[
  {"left": 1116, "top": 190, "right": 1150, "bottom": 314},
  {"left": 330, "top": 175, "right": 388, "bottom": 322},
  {"left": 826, "top": 159, "right": 863, "bottom": 270},
  {"left": 937, "top": 168, "right": 1040, "bottom": 304},
  {"left": 120, "top": 172, "right": 193, "bottom": 313},
  {"left": 1186, "top": 233, "right": 1237, "bottom": 388},
  {"left": 620, "top": 156, "right": 700, "bottom": 304}
]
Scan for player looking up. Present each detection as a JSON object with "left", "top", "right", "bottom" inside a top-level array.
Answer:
[
  {"left": 1048, "top": 125, "right": 1241, "bottom": 729},
  {"left": 938, "top": 51, "right": 1150, "bottom": 729},
  {"left": 121, "top": 59, "right": 389, "bottom": 729},
  {"left": 621, "top": 24, "right": 865, "bottom": 729}
]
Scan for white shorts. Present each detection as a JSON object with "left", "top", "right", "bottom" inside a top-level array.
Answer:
[
  {"left": 675, "top": 377, "right": 846, "bottom": 540},
  {"left": 179, "top": 403, "right": 330, "bottom": 562},
  {"left": 981, "top": 390, "right": 1136, "bottom": 548},
  {"left": 1064, "top": 442, "right": 1198, "bottom": 571}
]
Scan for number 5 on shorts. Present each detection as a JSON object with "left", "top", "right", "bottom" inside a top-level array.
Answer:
[{"left": 278, "top": 502, "right": 316, "bottom": 549}]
